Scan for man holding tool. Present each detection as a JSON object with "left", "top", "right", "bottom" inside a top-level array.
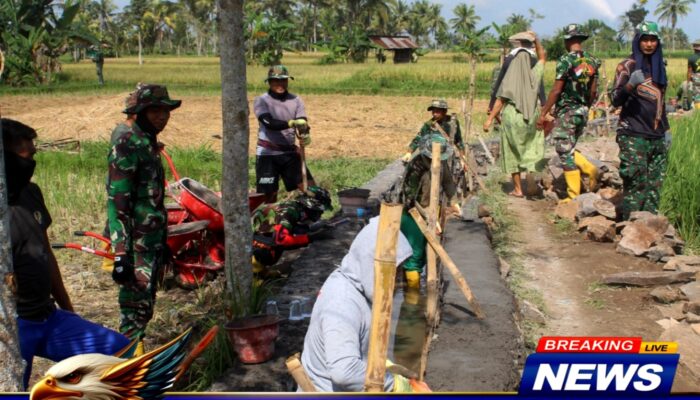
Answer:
[{"left": 254, "top": 65, "right": 313, "bottom": 203}]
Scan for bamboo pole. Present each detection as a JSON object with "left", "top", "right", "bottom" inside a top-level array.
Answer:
[
  {"left": 286, "top": 353, "right": 317, "bottom": 392},
  {"left": 431, "top": 119, "right": 489, "bottom": 194},
  {"left": 409, "top": 208, "right": 485, "bottom": 319},
  {"left": 364, "top": 203, "right": 404, "bottom": 392},
  {"left": 418, "top": 142, "right": 441, "bottom": 379}
]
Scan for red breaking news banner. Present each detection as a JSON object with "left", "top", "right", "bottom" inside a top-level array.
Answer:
[{"left": 536, "top": 337, "right": 643, "bottom": 353}]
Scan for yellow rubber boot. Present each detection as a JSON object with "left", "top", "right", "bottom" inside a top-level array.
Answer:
[
  {"left": 101, "top": 242, "right": 114, "bottom": 272},
  {"left": 560, "top": 170, "right": 581, "bottom": 204},
  {"left": 404, "top": 288, "right": 420, "bottom": 305},
  {"left": 252, "top": 256, "right": 264, "bottom": 274},
  {"left": 405, "top": 270, "right": 420, "bottom": 290},
  {"left": 574, "top": 151, "right": 598, "bottom": 191}
]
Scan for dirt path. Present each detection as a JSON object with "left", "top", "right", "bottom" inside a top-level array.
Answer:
[
  {"left": 507, "top": 197, "right": 700, "bottom": 392},
  {"left": 3, "top": 93, "right": 487, "bottom": 159}
]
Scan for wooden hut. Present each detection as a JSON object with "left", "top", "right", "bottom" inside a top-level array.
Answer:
[{"left": 369, "top": 35, "right": 420, "bottom": 64}]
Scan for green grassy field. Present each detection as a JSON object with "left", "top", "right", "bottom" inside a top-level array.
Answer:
[
  {"left": 2, "top": 52, "right": 691, "bottom": 98},
  {"left": 661, "top": 112, "right": 700, "bottom": 254}
]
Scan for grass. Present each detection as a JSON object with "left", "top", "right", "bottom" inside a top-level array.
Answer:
[
  {"left": 1, "top": 52, "right": 691, "bottom": 99},
  {"left": 661, "top": 112, "right": 700, "bottom": 254}
]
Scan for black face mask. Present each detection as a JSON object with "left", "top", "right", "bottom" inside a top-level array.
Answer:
[
  {"left": 135, "top": 112, "right": 161, "bottom": 136},
  {"left": 4, "top": 151, "right": 36, "bottom": 203}
]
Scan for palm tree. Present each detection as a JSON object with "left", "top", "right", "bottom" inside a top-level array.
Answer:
[
  {"left": 386, "top": 0, "right": 410, "bottom": 35},
  {"left": 408, "top": 0, "right": 430, "bottom": 45},
  {"left": 450, "top": 4, "right": 480, "bottom": 40},
  {"left": 506, "top": 13, "right": 529, "bottom": 31},
  {"left": 654, "top": 0, "right": 696, "bottom": 51},
  {"left": 423, "top": 3, "right": 446, "bottom": 48}
]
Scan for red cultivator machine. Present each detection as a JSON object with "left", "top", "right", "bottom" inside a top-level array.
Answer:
[{"left": 53, "top": 149, "right": 266, "bottom": 290}]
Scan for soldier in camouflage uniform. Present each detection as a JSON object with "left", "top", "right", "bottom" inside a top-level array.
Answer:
[
  {"left": 537, "top": 24, "right": 601, "bottom": 203},
  {"left": 399, "top": 99, "right": 464, "bottom": 290},
  {"left": 106, "top": 83, "right": 181, "bottom": 343},
  {"left": 251, "top": 186, "right": 332, "bottom": 274},
  {"left": 610, "top": 22, "right": 669, "bottom": 220},
  {"left": 87, "top": 45, "right": 105, "bottom": 86}
]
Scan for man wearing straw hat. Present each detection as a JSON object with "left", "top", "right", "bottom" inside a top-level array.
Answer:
[
  {"left": 106, "top": 83, "right": 181, "bottom": 350},
  {"left": 254, "top": 65, "right": 314, "bottom": 204}
]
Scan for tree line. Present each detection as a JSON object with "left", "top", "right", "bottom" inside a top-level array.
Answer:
[{"left": 0, "top": 0, "right": 695, "bottom": 86}]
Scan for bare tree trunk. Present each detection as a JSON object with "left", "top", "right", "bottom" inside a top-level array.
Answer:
[
  {"left": 138, "top": 30, "right": 143, "bottom": 65},
  {"left": 0, "top": 112, "right": 25, "bottom": 391},
  {"left": 218, "top": 0, "right": 253, "bottom": 300}
]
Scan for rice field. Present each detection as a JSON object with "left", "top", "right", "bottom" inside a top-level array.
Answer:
[
  {"left": 661, "top": 112, "right": 700, "bottom": 253},
  {"left": 3, "top": 52, "right": 691, "bottom": 98}
]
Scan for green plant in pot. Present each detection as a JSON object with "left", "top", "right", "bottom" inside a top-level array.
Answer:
[{"left": 224, "top": 280, "right": 282, "bottom": 364}]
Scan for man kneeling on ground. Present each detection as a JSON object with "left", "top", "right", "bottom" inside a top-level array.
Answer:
[
  {"left": 3, "top": 118, "right": 130, "bottom": 389},
  {"left": 251, "top": 186, "right": 333, "bottom": 276}
]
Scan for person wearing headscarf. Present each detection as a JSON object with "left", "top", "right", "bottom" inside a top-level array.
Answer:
[
  {"left": 484, "top": 31, "right": 546, "bottom": 198},
  {"left": 609, "top": 21, "right": 669, "bottom": 220}
]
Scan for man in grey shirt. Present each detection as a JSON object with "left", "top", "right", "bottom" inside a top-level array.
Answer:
[{"left": 254, "top": 65, "right": 314, "bottom": 203}]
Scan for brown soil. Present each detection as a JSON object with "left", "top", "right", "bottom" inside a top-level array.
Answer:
[
  {"left": 3, "top": 94, "right": 487, "bottom": 159},
  {"left": 507, "top": 196, "right": 700, "bottom": 392}
]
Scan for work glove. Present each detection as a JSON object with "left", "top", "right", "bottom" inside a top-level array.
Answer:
[
  {"left": 299, "top": 133, "right": 311, "bottom": 146},
  {"left": 112, "top": 254, "right": 135, "bottom": 285},
  {"left": 288, "top": 118, "right": 308, "bottom": 128},
  {"left": 401, "top": 152, "right": 412, "bottom": 163},
  {"left": 626, "top": 70, "right": 646, "bottom": 91}
]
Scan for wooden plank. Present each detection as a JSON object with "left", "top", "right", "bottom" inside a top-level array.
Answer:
[
  {"left": 364, "top": 203, "right": 404, "bottom": 392},
  {"left": 286, "top": 353, "right": 317, "bottom": 392},
  {"left": 409, "top": 208, "right": 485, "bottom": 319}
]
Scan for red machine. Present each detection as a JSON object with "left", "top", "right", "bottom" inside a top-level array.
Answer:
[{"left": 53, "top": 149, "right": 266, "bottom": 290}]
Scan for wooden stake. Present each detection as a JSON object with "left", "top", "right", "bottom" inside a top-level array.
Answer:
[
  {"left": 364, "top": 203, "right": 404, "bottom": 392},
  {"left": 418, "top": 142, "right": 442, "bottom": 379},
  {"left": 409, "top": 208, "right": 485, "bottom": 319},
  {"left": 286, "top": 353, "right": 317, "bottom": 392}
]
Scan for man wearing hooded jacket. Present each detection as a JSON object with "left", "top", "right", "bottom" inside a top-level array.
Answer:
[
  {"left": 609, "top": 22, "right": 669, "bottom": 220},
  {"left": 300, "top": 217, "right": 429, "bottom": 392},
  {"left": 4, "top": 118, "right": 129, "bottom": 389},
  {"left": 106, "top": 83, "right": 181, "bottom": 343}
]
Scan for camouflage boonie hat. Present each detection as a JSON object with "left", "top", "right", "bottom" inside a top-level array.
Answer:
[
  {"left": 427, "top": 99, "right": 448, "bottom": 111},
  {"left": 693, "top": 39, "right": 700, "bottom": 49},
  {"left": 637, "top": 21, "right": 661, "bottom": 39},
  {"left": 265, "top": 65, "right": 294, "bottom": 82},
  {"left": 563, "top": 24, "right": 589, "bottom": 40},
  {"left": 303, "top": 185, "right": 333, "bottom": 211},
  {"left": 123, "top": 83, "right": 181, "bottom": 114}
]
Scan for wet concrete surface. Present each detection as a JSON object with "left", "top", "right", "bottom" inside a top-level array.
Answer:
[{"left": 426, "top": 219, "right": 521, "bottom": 392}]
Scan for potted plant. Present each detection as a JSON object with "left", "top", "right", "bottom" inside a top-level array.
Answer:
[{"left": 224, "top": 281, "right": 281, "bottom": 364}]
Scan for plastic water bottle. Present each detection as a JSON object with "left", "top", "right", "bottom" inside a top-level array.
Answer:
[
  {"left": 265, "top": 300, "right": 279, "bottom": 316},
  {"left": 289, "top": 300, "right": 303, "bottom": 321},
  {"left": 300, "top": 297, "right": 313, "bottom": 319}
]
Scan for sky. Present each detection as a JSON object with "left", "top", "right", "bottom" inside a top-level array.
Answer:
[{"left": 112, "top": 0, "right": 700, "bottom": 44}]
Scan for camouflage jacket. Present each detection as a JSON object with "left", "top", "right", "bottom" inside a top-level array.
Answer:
[
  {"left": 409, "top": 116, "right": 464, "bottom": 160},
  {"left": 106, "top": 122, "right": 167, "bottom": 255},
  {"left": 251, "top": 199, "right": 305, "bottom": 235},
  {"left": 554, "top": 50, "right": 601, "bottom": 113}
]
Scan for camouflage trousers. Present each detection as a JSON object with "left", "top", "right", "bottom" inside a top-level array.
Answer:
[
  {"left": 616, "top": 134, "right": 667, "bottom": 221},
  {"left": 552, "top": 107, "right": 588, "bottom": 171},
  {"left": 118, "top": 250, "right": 162, "bottom": 340},
  {"left": 401, "top": 155, "right": 457, "bottom": 208}
]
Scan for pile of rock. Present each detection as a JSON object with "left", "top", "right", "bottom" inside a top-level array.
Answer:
[{"left": 554, "top": 191, "right": 620, "bottom": 243}]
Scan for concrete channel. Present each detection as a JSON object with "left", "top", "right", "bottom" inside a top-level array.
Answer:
[{"left": 210, "top": 159, "right": 521, "bottom": 392}]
